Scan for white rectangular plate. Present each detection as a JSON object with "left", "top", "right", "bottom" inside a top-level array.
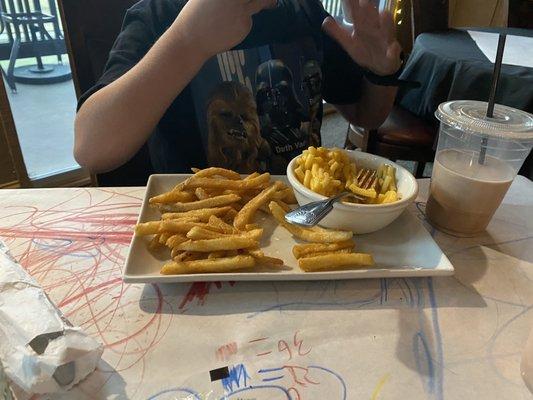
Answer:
[{"left": 123, "top": 174, "right": 454, "bottom": 283}]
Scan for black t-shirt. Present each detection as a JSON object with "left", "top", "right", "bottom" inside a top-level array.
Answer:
[{"left": 79, "top": 0, "right": 365, "bottom": 174}]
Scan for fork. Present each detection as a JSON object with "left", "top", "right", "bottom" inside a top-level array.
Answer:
[{"left": 285, "top": 168, "right": 379, "bottom": 227}]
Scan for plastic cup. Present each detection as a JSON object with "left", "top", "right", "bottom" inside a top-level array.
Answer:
[{"left": 426, "top": 100, "right": 533, "bottom": 237}]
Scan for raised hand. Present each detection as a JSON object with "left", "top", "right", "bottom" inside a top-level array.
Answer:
[
  {"left": 322, "top": 0, "right": 402, "bottom": 76},
  {"left": 176, "top": 0, "right": 277, "bottom": 59}
]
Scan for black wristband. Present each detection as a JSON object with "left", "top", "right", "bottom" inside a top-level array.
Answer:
[{"left": 363, "top": 56, "right": 420, "bottom": 89}]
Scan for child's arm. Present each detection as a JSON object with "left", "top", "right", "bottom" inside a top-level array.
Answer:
[{"left": 75, "top": 0, "right": 275, "bottom": 173}]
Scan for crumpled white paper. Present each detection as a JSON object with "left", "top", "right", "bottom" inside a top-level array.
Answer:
[{"left": 0, "top": 240, "right": 103, "bottom": 395}]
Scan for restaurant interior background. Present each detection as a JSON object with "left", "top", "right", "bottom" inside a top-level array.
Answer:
[{"left": 0, "top": 0, "right": 529, "bottom": 189}]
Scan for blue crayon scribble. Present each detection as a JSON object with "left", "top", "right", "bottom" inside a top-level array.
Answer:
[
  {"left": 308, "top": 365, "right": 347, "bottom": 400},
  {"left": 31, "top": 238, "right": 98, "bottom": 258},
  {"left": 222, "top": 364, "right": 250, "bottom": 393},
  {"left": 247, "top": 296, "right": 380, "bottom": 319},
  {"left": 427, "top": 278, "right": 444, "bottom": 400},
  {"left": 146, "top": 387, "right": 202, "bottom": 400},
  {"left": 221, "top": 384, "right": 291, "bottom": 399},
  {"left": 411, "top": 278, "right": 444, "bottom": 400},
  {"left": 258, "top": 367, "right": 284, "bottom": 374},
  {"left": 262, "top": 375, "right": 284, "bottom": 382}
]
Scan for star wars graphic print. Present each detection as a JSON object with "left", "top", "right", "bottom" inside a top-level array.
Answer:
[{"left": 191, "top": 40, "right": 323, "bottom": 174}]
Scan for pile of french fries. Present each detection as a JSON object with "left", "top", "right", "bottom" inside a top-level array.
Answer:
[
  {"left": 293, "top": 146, "right": 399, "bottom": 204},
  {"left": 135, "top": 166, "right": 375, "bottom": 274},
  {"left": 135, "top": 168, "right": 295, "bottom": 275}
]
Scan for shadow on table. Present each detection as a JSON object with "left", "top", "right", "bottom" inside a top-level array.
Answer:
[{"left": 138, "top": 273, "right": 487, "bottom": 318}]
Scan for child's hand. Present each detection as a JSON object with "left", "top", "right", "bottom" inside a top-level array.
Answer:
[
  {"left": 322, "top": 0, "right": 401, "bottom": 76},
  {"left": 176, "top": 0, "right": 277, "bottom": 59}
]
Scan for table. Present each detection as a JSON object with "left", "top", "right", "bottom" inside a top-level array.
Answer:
[
  {"left": 399, "top": 28, "right": 533, "bottom": 121},
  {"left": 398, "top": 27, "right": 533, "bottom": 178},
  {"left": 0, "top": 179, "right": 532, "bottom": 399}
]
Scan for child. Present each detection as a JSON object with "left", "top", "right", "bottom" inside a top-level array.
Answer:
[{"left": 74, "top": 0, "right": 402, "bottom": 175}]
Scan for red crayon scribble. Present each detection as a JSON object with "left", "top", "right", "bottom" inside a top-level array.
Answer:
[
  {"left": 294, "top": 331, "right": 312, "bottom": 357},
  {"left": 0, "top": 188, "right": 174, "bottom": 397},
  {"left": 256, "top": 351, "right": 273, "bottom": 357},
  {"left": 179, "top": 281, "right": 236, "bottom": 310},
  {"left": 284, "top": 365, "right": 319, "bottom": 386},
  {"left": 216, "top": 342, "right": 238, "bottom": 362},
  {"left": 288, "top": 387, "right": 302, "bottom": 400}
]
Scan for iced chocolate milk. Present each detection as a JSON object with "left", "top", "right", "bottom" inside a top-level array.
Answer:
[{"left": 427, "top": 101, "right": 533, "bottom": 237}]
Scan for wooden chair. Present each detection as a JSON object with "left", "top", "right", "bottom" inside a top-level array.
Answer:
[
  {"left": 344, "top": 0, "right": 448, "bottom": 178},
  {"left": 58, "top": 0, "right": 154, "bottom": 186}
]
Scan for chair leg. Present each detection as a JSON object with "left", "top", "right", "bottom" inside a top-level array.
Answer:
[
  {"left": 415, "top": 162, "right": 426, "bottom": 178},
  {"left": 6, "top": 36, "right": 20, "bottom": 93}
]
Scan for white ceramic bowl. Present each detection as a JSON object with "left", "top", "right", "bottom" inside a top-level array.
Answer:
[{"left": 286, "top": 150, "right": 419, "bottom": 234}]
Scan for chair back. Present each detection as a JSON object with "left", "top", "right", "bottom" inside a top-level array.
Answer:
[{"left": 58, "top": 0, "right": 154, "bottom": 186}]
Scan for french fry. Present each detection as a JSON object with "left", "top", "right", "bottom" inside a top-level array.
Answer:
[
  {"left": 148, "top": 235, "right": 164, "bottom": 251},
  {"left": 292, "top": 240, "right": 355, "bottom": 259},
  {"left": 298, "top": 253, "right": 374, "bottom": 272},
  {"left": 192, "top": 167, "right": 241, "bottom": 180},
  {"left": 248, "top": 250, "right": 284, "bottom": 267},
  {"left": 161, "top": 194, "right": 241, "bottom": 212},
  {"left": 300, "top": 248, "right": 352, "bottom": 258},
  {"left": 176, "top": 237, "right": 259, "bottom": 252},
  {"left": 269, "top": 201, "right": 353, "bottom": 243},
  {"left": 159, "top": 220, "right": 215, "bottom": 234},
  {"left": 171, "top": 247, "right": 182, "bottom": 259},
  {"left": 161, "top": 255, "right": 255, "bottom": 275},
  {"left": 186, "top": 226, "right": 224, "bottom": 240},
  {"left": 149, "top": 190, "right": 196, "bottom": 204},
  {"left": 244, "top": 172, "right": 260, "bottom": 180},
  {"left": 187, "top": 226, "right": 263, "bottom": 241},
  {"left": 245, "top": 223, "right": 261, "bottom": 231},
  {"left": 222, "top": 208, "right": 239, "bottom": 224},
  {"left": 135, "top": 221, "right": 161, "bottom": 236},
  {"left": 208, "top": 251, "right": 227, "bottom": 259},
  {"left": 159, "top": 232, "right": 171, "bottom": 245},
  {"left": 166, "top": 234, "right": 188, "bottom": 248},
  {"left": 208, "top": 215, "right": 239, "bottom": 234},
  {"left": 195, "top": 187, "right": 211, "bottom": 200},
  {"left": 234, "top": 182, "right": 283, "bottom": 230},
  {"left": 161, "top": 206, "right": 232, "bottom": 221},
  {"left": 186, "top": 173, "right": 270, "bottom": 190}
]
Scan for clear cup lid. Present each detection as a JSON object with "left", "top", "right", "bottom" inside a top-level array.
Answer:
[{"left": 436, "top": 100, "right": 533, "bottom": 140}]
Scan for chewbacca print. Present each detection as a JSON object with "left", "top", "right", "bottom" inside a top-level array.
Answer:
[{"left": 206, "top": 81, "right": 271, "bottom": 173}]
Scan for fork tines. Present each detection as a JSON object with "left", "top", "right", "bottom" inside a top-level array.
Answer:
[{"left": 356, "top": 168, "right": 377, "bottom": 190}]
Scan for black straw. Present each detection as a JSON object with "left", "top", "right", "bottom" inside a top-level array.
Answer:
[{"left": 479, "top": 33, "right": 507, "bottom": 164}]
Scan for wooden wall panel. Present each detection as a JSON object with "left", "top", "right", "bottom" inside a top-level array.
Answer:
[{"left": 449, "top": 0, "right": 508, "bottom": 27}]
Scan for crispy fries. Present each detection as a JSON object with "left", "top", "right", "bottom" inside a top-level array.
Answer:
[
  {"left": 298, "top": 253, "right": 374, "bottom": 272},
  {"left": 161, "top": 206, "right": 232, "bottom": 221},
  {"left": 135, "top": 221, "right": 161, "bottom": 236},
  {"left": 234, "top": 181, "right": 283, "bottom": 230},
  {"left": 292, "top": 240, "right": 355, "bottom": 259},
  {"left": 149, "top": 191, "right": 196, "bottom": 204},
  {"left": 186, "top": 173, "right": 270, "bottom": 190},
  {"left": 161, "top": 255, "right": 255, "bottom": 275},
  {"left": 137, "top": 164, "right": 374, "bottom": 276},
  {"left": 269, "top": 201, "right": 353, "bottom": 243},
  {"left": 162, "top": 194, "right": 241, "bottom": 212},
  {"left": 175, "top": 237, "right": 259, "bottom": 252}
]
